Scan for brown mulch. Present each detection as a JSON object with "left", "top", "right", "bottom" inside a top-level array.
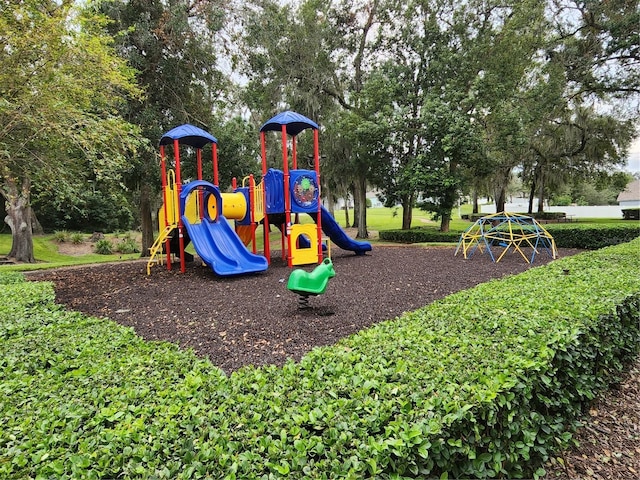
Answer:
[
  {"left": 544, "top": 359, "right": 640, "bottom": 480},
  {"left": 24, "top": 245, "right": 640, "bottom": 478},
  {"left": 25, "top": 245, "right": 580, "bottom": 373}
]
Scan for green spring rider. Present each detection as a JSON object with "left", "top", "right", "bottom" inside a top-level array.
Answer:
[{"left": 286, "top": 258, "right": 336, "bottom": 309}]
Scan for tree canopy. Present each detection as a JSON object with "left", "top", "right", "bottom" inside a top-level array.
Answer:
[
  {"left": 0, "top": 0, "right": 141, "bottom": 261},
  {"left": 2, "top": 0, "right": 639, "bottom": 261}
]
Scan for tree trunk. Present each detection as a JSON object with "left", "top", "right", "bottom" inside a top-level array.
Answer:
[
  {"left": 528, "top": 179, "right": 536, "bottom": 214},
  {"left": 472, "top": 188, "right": 479, "bottom": 214},
  {"left": 354, "top": 174, "right": 368, "bottom": 239},
  {"left": 440, "top": 212, "right": 451, "bottom": 232},
  {"left": 325, "top": 184, "right": 335, "bottom": 218},
  {"left": 537, "top": 177, "right": 545, "bottom": 213},
  {"left": 4, "top": 176, "right": 35, "bottom": 263},
  {"left": 493, "top": 167, "right": 512, "bottom": 213},
  {"left": 495, "top": 187, "right": 507, "bottom": 213},
  {"left": 351, "top": 183, "right": 359, "bottom": 229},
  {"left": 401, "top": 193, "right": 413, "bottom": 230},
  {"left": 343, "top": 194, "right": 350, "bottom": 228},
  {"left": 139, "top": 183, "right": 154, "bottom": 257}
]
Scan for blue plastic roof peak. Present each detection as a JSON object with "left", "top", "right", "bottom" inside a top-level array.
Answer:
[
  {"left": 259, "top": 111, "right": 319, "bottom": 136},
  {"left": 159, "top": 124, "right": 217, "bottom": 148}
]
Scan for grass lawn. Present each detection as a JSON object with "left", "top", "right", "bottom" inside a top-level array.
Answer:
[{"left": 0, "top": 233, "right": 140, "bottom": 272}]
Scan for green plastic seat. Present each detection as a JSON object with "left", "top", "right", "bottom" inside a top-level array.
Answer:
[{"left": 287, "top": 258, "right": 336, "bottom": 296}]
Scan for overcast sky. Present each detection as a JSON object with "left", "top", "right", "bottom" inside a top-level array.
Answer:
[{"left": 627, "top": 137, "right": 640, "bottom": 173}]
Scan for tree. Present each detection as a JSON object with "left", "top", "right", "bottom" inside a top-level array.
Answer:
[
  {"left": 523, "top": 104, "right": 635, "bottom": 212},
  {"left": 240, "top": 0, "right": 382, "bottom": 239},
  {"left": 0, "top": 0, "right": 141, "bottom": 262},
  {"left": 550, "top": 0, "right": 640, "bottom": 99},
  {"left": 96, "top": 0, "right": 229, "bottom": 256}
]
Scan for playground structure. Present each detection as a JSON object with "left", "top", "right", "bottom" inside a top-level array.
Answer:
[
  {"left": 147, "top": 111, "right": 371, "bottom": 276},
  {"left": 455, "top": 212, "right": 558, "bottom": 264}
]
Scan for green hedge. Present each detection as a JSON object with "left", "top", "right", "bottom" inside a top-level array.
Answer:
[
  {"left": 1, "top": 240, "right": 639, "bottom": 479},
  {"left": 544, "top": 223, "right": 640, "bottom": 249},
  {"left": 380, "top": 222, "right": 640, "bottom": 249},
  {"left": 379, "top": 227, "right": 462, "bottom": 243}
]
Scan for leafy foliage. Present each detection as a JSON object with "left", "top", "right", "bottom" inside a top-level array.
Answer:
[
  {"left": 545, "top": 223, "right": 640, "bottom": 249},
  {"left": 0, "top": 1, "right": 141, "bottom": 261},
  {"left": 1, "top": 243, "right": 639, "bottom": 475},
  {"left": 379, "top": 227, "right": 463, "bottom": 244},
  {"left": 380, "top": 222, "right": 640, "bottom": 248},
  {"left": 33, "top": 186, "right": 134, "bottom": 233},
  {"left": 94, "top": 239, "right": 113, "bottom": 255}
]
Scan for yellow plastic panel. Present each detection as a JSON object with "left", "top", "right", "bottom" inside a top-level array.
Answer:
[
  {"left": 184, "top": 192, "right": 200, "bottom": 224},
  {"left": 207, "top": 193, "right": 218, "bottom": 221},
  {"left": 290, "top": 223, "right": 319, "bottom": 266}
]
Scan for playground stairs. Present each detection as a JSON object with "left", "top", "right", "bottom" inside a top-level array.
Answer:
[{"left": 147, "top": 224, "right": 175, "bottom": 275}]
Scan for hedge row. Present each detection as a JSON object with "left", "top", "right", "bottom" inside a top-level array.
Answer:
[
  {"left": 543, "top": 223, "right": 640, "bottom": 249},
  {"left": 379, "top": 228, "right": 461, "bottom": 243},
  {"left": 2, "top": 240, "right": 639, "bottom": 479},
  {"left": 380, "top": 222, "right": 640, "bottom": 249}
]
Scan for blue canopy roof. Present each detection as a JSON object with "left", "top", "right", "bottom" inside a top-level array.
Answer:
[
  {"left": 159, "top": 124, "right": 217, "bottom": 149},
  {"left": 260, "top": 111, "right": 319, "bottom": 136}
]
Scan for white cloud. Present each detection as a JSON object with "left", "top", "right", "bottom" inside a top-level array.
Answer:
[{"left": 627, "top": 137, "right": 640, "bottom": 173}]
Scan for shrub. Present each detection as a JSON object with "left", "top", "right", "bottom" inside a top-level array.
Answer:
[
  {"left": 0, "top": 272, "right": 24, "bottom": 285},
  {"left": 1, "top": 240, "right": 638, "bottom": 479},
  {"left": 115, "top": 237, "right": 140, "bottom": 254},
  {"left": 379, "top": 227, "right": 462, "bottom": 243},
  {"left": 622, "top": 208, "right": 640, "bottom": 220},
  {"left": 545, "top": 223, "right": 640, "bottom": 249},
  {"left": 94, "top": 239, "right": 113, "bottom": 255},
  {"left": 52, "top": 230, "right": 69, "bottom": 243},
  {"left": 380, "top": 222, "right": 640, "bottom": 250},
  {"left": 70, "top": 233, "right": 84, "bottom": 245}
]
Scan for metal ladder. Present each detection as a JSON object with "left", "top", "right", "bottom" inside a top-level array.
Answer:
[{"left": 146, "top": 225, "right": 175, "bottom": 275}]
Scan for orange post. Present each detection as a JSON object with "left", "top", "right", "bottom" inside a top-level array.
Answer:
[
  {"left": 174, "top": 138, "right": 186, "bottom": 273},
  {"left": 314, "top": 129, "right": 323, "bottom": 264},
  {"left": 260, "top": 131, "right": 270, "bottom": 264}
]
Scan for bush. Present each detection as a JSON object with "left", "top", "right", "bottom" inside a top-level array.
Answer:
[
  {"left": 70, "top": 233, "right": 84, "bottom": 245},
  {"left": 622, "top": 208, "right": 640, "bottom": 220},
  {"left": 379, "top": 227, "right": 462, "bottom": 243},
  {"left": 1, "top": 241, "right": 639, "bottom": 479},
  {"left": 0, "top": 272, "right": 24, "bottom": 285},
  {"left": 33, "top": 187, "right": 134, "bottom": 233},
  {"left": 380, "top": 222, "right": 640, "bottom": 250},
  {"left": 545, "top": 223, "right": 640, "bottom": 249},
  {"left": 115, "top": 237, "right": 140, "bottom": 254},
  {"left": 94, "top": 239, "right": 113, "bottom": 255},
  {"left": 52, "top": 230, "right": 70, "bottom": 243}
]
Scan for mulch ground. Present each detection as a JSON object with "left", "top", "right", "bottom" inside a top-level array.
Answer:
[{"left": 24, "top": 245, "right": 639, "bottom": 478}]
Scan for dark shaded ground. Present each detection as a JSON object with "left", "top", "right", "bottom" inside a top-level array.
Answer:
[{"left": 25, "top": 245, "right": 639, "bottom": 478}]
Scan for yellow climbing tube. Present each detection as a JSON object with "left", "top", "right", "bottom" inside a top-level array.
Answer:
[{"left": 221, "top": 192, "right": 247, "bottom": 220}]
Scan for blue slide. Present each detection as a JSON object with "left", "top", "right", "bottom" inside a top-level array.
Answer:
[
  {"left": 311, "top": 206, "right": 372, "bottom": 255},
  {"left": 180, "top": 181, "right": 268, "bottom": 276}
]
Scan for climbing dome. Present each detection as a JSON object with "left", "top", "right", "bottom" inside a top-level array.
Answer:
[{"left": 455, "top": 212, "right": 558, "bottom": 264}]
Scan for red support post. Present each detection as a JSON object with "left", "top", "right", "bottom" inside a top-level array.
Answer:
[
  {"left": 212, "top": 143, "right": 219, "bottom": 186},
  {"left": 281, "top": 125, "right": 292, "bottom": 266},
  {"left": 160, "top": 146, "right": 172, "bottom": 271},
  {"left": 260, "top": 131, "right": 270, "bottom": 264},
  {"left": 174, "top": 139, "right": 186, "bottom": 273},
  {"left": 314, "top": 129, "right": 323, "bottom": 264}
]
